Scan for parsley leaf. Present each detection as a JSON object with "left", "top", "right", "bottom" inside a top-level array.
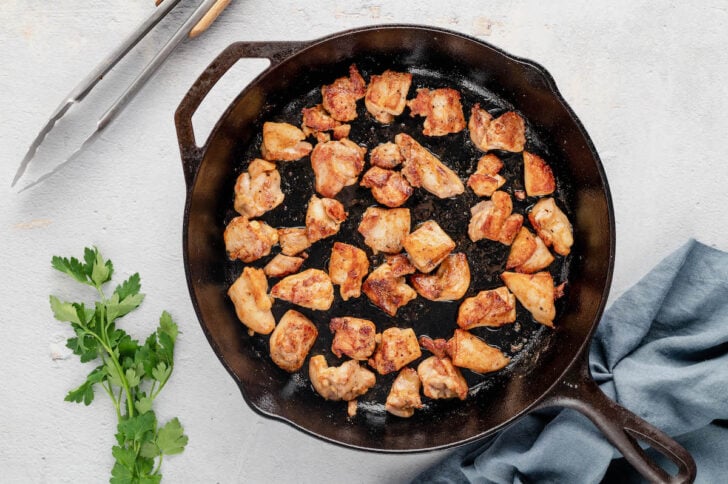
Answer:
[{"left": 156, "top": 418, "right": 188, "bottom": 456}]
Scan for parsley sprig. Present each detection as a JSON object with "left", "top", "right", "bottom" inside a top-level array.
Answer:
[{"left": 50, "top": 247, "right": 188, "bottom": 483}]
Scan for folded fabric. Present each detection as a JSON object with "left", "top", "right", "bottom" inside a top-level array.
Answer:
[{"left": 414, "top": 240, "right": 728, "bottom": 484}]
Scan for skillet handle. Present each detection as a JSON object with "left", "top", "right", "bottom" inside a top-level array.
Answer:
[
  {"left": 539, "top": 362, "right": 697, "bottom": 483},
  {"left": 174, "top": 41, "right": 310, "bottom": 187}
]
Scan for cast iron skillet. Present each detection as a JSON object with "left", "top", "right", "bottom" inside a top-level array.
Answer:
[{"left": 175, "top": 25, "right": 696, "bottom": 483}]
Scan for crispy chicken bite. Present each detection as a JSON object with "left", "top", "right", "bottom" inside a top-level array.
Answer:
[
  {"left": 360, "top": 166, "right": 413, "bottom": 208},
  {"left": 369, "top": 141, "right": 404, "bottom": 169},
  {"left": 261, "top": 121, "right": 313, "bottom": 162},
  {"left": 305, "top": 195, "right": 347, "bottom": 243},
  {"left": 396, "top": 133, "right": 465, "bottom": 199},
  {"left": 224, "top": 216, "right": 278, "bottom": 262},
  {"left": 385, "top": 368, "right": 423, "bottom": 418},
  {"left": 301, "top": 104, "right": 351, "bottom": 141},
  {"left": 420, "top": 330, "right": 510, "bottom": 374},
  {"left": 410, "top": 253, "right": 470, "bottom": 301},
  {"left": 402, "top": 220, "right": 456, "bottom": 273},
  {"left": 362, "top": 255, "right": 417, "bottom": 316},
  {"left": 357, "top": 207, "right": 411, "bottom": 254},
  {"left": 309, "top": 355, "right": 376, "bottom": 401},
  {"left": 417, "top": 356, "right": 468, "bottom": 400},
  {"left": 321, "top": 64, "right": 367, "bottom": 122},
  {"left": 310, "top": 139, "right": 366, "bottom": 198},
  {"left": 468, "top": 191, "right": 523, "bottom": 245},
  {"left": 468, "top": 105, "right": 526, "bottom": 152},
  {"left": 407, "top": 88, "right": 466, "bottom": 136},
  {"left": 506, "top": 227, "right": 555, "bottom": 273},
  {"left": 264, "top": 253, "right": 305, "bottom": 278},
  {"left": 330, "top": 317, "right": 377, "bottom": 360},
  {"left": 528, "top": 197, "right": 573, "bottom": 256},
  {"left": 457, "top": 286, "right": 517, "bottom": 329},
  {"left": 234, "top": 158, "right": 284, "bottom": 218},
  {"left": 368, "top": 327, "right": 422, "bottom": 375},
  {"left": 523, "top": 151, "right": 555, "bottom": 196},
  {"left": 277, "top": 227, "right": 311, "bottom": 256},
  {"left": 467, "top": 154, "right": 506, "bottom": 197},
  {"left": 227, "top": 267, "right": 275, "bottom": 335},
  {"left": 271, "top": 268, "right": 334, "bottom": 311},
  {"left": 365, "top": 70, "right": 413, "bottom": 123},
  {"left": 501, "top": 271, "right": 556, "bottom": 327},
  {"left": 328, "top": 242, "right": 369, "bottom": 300},
  {"left": 269, "top": 310, "right": 318, "bottom": 372}
]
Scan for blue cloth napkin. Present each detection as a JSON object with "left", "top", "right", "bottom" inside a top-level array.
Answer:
[{"left": 415, "top": 240, "right": 728, "bottom": 484}]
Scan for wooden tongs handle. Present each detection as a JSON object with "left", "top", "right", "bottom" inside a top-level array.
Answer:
[{"left": 189, "top": 0, "right": 232, "bottom": 38}]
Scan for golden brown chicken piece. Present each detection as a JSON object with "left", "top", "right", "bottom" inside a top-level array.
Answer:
[
  {"left": 501, "top": 271, "right": 556, "bottom": 327},
  {"left": 528, "top": 198, "right": 573, "bottom": 256},
  {"left": 309, "top": 355, "right": 376, "bottom": 401},
  {"left": 422, "top": 330, "right": 510, "bottom": 374},
  {"left": 277, "top": 227, "right": 312, "bottom": 256},
  {"left": 385, "top": 367, "right": 423, "bottom": 418},
  {"left": 467, "top": 191, "right": 523, "bottom": 245},
  {"left": 357, "top": 206, "right": 411, "bottom": 254},
  {"left": 261, "top": 121, "right": 313, "bottom": 161},
  {"left": 417, "top": 356, "right": 468, "bottom": 400},
  {"left": 368, "top": 327, "right": 422, "bottom": 375},
  {"left": 328, "top": 242, "right": 369, "bottom": 300},
  {"left": 410, "top": 253, "right": 470, "bottom": 301},
  {"left": 269, "top": 310, "right": 318, "bottom": 372},
  {"left": 305, "top": 195, "right": 347, "bottom": 243},
  {"left": 224, "top": 216, "right": 279, "bottom": 263},
  {"left": 369, "top": 141, "right": 404, "bottom": 169},
  {"left": 321, "top": 64, "right": 367, "bottom": 122},
  {"left": 360, "top": 166, "right": 413, "bottom": 208},
  {"left": 523, "top": 151, "right": 555, "bottom": 196},
  {"left": 263, "top": 253, "right": 305, "bottom": 278},
  {"left": 271, "top": 268, "right": 334, "bottom": 311},
  {"left": 301, "top": 104, "right": 351, "bottom": 141},
  {"left": 468, "top": 105, "right": 526, "bottom": 152},
  {"left": 467, "top": 154, "right": 506, "bottom": 197},
  {"left": 396, "top": 133, "right": 465, "bottom": 199},
  {"left": 506, "top": 227, "right": 555, "bottom": 273},
  {"left": 330, "top": 317, "right": 377, "bottom": 360},
  {"left": 457, "top": 286, "right": 517, "bottom": 329},
  {"left": 365, "top": 70, "right": 413, "bottom": 124},
  {"left": 233, "top": 158, "right": 284, "bottom": 218},
  {"left": 227, "top": 267, "right": 275, "bottom": 335},
  {"left": 407, "top": 88, "right": 466, "bottom": 136},
  {"left": 362, "top": 256, "right": 418, "bottom": 316},
  {"left": 310, "top": 139, "right": 366, "bottom": 198},
  {"left": 402, "top": 220, "right": 456, "bottom": 273}
]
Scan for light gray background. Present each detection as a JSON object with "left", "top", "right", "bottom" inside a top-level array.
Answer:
[{"left": 2, "top": 1, "right": 727, "bottom": 482}]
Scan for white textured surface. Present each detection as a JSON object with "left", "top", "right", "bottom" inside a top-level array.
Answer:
[{"left": 2, "top": 1, "right": 728, "bottom": 482}]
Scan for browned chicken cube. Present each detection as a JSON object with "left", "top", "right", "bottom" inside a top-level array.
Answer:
[
  {"left": 309, "top": 355, "right": 376, "bottom": 401},
  {"left": 328, "top": 242, "right": 369, "bottom": 300},
  {"left": 402, "top": 220, "right": 456, "bottom": 273},
  {"left": 468, "top": 104, "right": 526, "bottom": 152},
  {"left": 306, "top": 195, "right": 347, "bottom": 243},
  {"left": 528, "top": 197, "right": 573, "bottom": 256},
  {"left": 321, "top": 64, "right": 367, "bottom": 122},
  {"left": 501, "top": 271, "right": 556, "bottom": 327},
  {"left": 263, "top": 253, "right": 305, "bottom": 278},
  {"left": 457, "top": 286, "right": 517, "bottom": 329},
  {"left": 310, "top": 139, "right": 366, "bottom": 198},
  {"left": 227, "top": 267, "right": 275, "bottom": 335},
  {"left": 407, "top": 88, "right": 466, "bottom": 136},
  {"left": 261, "top": 121, "right": 313, "bottom": 161},
  {"left": 467, "top": 154, "right": 506, "bottom": 197},
  {"left": 365, "top": 70, "right": 413, "bottom": 123},
  {"left": 301, "top": 104, "right": 351, "bottom": 140},
  {"left": 357, "top": 206, "right": 411, "bottom": 254},
  {"left": 523, "top": 151, "right": 555, "bottom": 196},
  {"left": 269, "top": 309, "right": 318, "bottom": 372},
  {"left": 360, "top": 166, "right": 413, "bottom": 208},
  {"left": 396, "top": 133, "right": 465, "bottom": 199},
  {"left": 410, "top": 253, "right": 470, "bottom": 301},
  {"left": 369, "top": 141, "right": 404, "bottom": 169},
  {"left": 417, "top": 356, "right": 468, "bottom": 400},
  {"left": 271, "top": 268, "right": 334, "bottom": 311},
  {"left": 468, "top": 191, "right": 523, "bottom": 245},
  {"left": 277, "top": 227, "right": 311, "bottom": 256},
  {"left": 506, "top": 227, "right": 555, "bottom": 273},
  {"left": 224, "top": 216, "right": 278, "bottom": 263},
  {"left": 233, "top": 158, "right": 284, "bottom": 218},
  {"left": 385, "top": 367, "right": 423, "bottom": 418},
  {"left": 330, "top": 317, "right": 377, "bottom": 360},
  {"left": 448, "top": 330, "right": 510, "bottom": 374},
  {"left": 362, "top": 257, "right": 417, "bottom": 316},
  {"left": 368, "top": 327, "right": 422, "bottom": 375}
]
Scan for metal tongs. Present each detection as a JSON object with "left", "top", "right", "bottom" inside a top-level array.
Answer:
[{"left": 11, "top": 0, "right": 232, "bottom": 191}]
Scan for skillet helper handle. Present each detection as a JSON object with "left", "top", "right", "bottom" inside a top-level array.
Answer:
[
  {"left": 174, "top": 41, "right": 309, "bottom": 187},
  {"left": 542, "top": 363, "right": 697, "bottom": 483}
]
